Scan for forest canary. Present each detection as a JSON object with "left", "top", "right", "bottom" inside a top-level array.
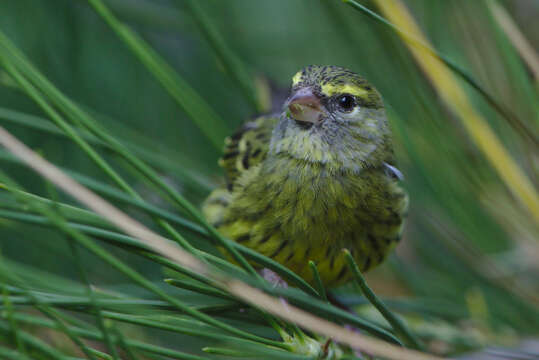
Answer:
[{"left": 203, "top": 65, "right": 408, "bottom": 286}]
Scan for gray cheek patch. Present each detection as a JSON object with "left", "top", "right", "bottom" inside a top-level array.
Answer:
[{"left": 384, "top": 162, "right": 404, "bottom": 181}]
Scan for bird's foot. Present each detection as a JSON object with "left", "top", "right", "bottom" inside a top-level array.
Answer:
[{"left": 260, "top": 268, "right": 289, "bottom": 288}]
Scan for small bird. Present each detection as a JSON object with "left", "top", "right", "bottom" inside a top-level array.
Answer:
[{"left": 203, "top": 65, "right": 408, "bottom": 287}]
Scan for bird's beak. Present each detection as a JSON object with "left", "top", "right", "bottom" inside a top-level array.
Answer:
[{"left": 285, "top": 88, "right": 323, "bottom": 124}]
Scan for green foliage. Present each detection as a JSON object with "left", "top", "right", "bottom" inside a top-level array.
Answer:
[{"left": 0, "top": 0, "right": 537, "bottom": 359}]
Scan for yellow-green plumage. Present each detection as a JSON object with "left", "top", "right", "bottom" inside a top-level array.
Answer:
[{"left": 204, "top": 65, "right": 408, "bottom": 286}]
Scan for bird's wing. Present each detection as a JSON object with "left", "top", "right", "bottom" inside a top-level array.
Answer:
[{"left": 219, "top": 115, "right": 278, "bottom": 190}]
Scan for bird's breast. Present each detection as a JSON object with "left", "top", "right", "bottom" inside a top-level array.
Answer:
[
  {"left": 256, "top": 159, "right": 372, "bottom": 242},
  {"left": 219, "top": 156, "right": 407, "bottom": 285}
]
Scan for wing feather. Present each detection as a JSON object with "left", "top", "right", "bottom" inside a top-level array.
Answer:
[{"left": 218, "top": 115, "right": 278, "bottom": 190}]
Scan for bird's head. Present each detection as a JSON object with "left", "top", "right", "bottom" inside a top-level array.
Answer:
[{"left": 270, "top": 65, "right": 393, "bottom": 172}]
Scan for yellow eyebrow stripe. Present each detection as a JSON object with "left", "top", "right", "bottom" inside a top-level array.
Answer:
[
  {"left": 321, "top": 83, "right": 368, "bottom": 97},
  {"left": 292, "top": 71, "right": 303, "bottom": 85}
]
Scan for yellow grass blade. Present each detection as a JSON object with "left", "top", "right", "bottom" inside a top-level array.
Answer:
[{"left": 373, "top": 0, "right": 539, "bottom": 224}]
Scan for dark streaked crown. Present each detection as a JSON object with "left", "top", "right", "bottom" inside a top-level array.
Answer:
[{"left": 291, "top": 65, "right": 383, "bottom": 109}]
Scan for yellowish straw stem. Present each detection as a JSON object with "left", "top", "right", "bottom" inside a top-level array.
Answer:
[{"left": 374, "top": 0, "right": 539, "bottom": 224}]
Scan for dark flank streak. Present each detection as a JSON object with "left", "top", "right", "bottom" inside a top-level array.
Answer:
[
  {"left": 370, "top": 234, "right": 380, "bottom": 252},
  {"left": 364, "top": 257, "right": 371, "bottom": 272},
  {"left": 337, "top": 266, "right": 347, "bottom": 281},
  {"left": 258, "top": 234, "right": 272, "bottom": 244},
  {"left": 236, "top": 235, "right": 250, "bottom": 243},
  {"left": 222, "top": 151, "right": 239, "bottom": 160},
  {"left": 242, "top": 154, "right": 249, "bottom": 169},
  {"left": 270, "top": 240, "right": 289, "bottom": 258},
  {"left": 285, "top": 252, "right": 294, "bottom": 262},
  {"left": 305, "top": 246, "right": 312, "bottom": 258},
  {"left": 368, "top": 234, "right": 382, "bottom": 264}
]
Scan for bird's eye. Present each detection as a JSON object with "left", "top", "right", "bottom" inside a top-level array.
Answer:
[{"left": 337, "top": 94, "right": 356, "bottom": 112}]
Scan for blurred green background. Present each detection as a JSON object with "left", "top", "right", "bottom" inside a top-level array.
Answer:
[{"left": 0, "top": 0, "right": 537, "bottom": 358}]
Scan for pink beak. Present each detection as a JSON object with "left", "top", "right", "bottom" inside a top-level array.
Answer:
[{"left": 285, "top": 88, "right": 323, "bottom": 124}]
